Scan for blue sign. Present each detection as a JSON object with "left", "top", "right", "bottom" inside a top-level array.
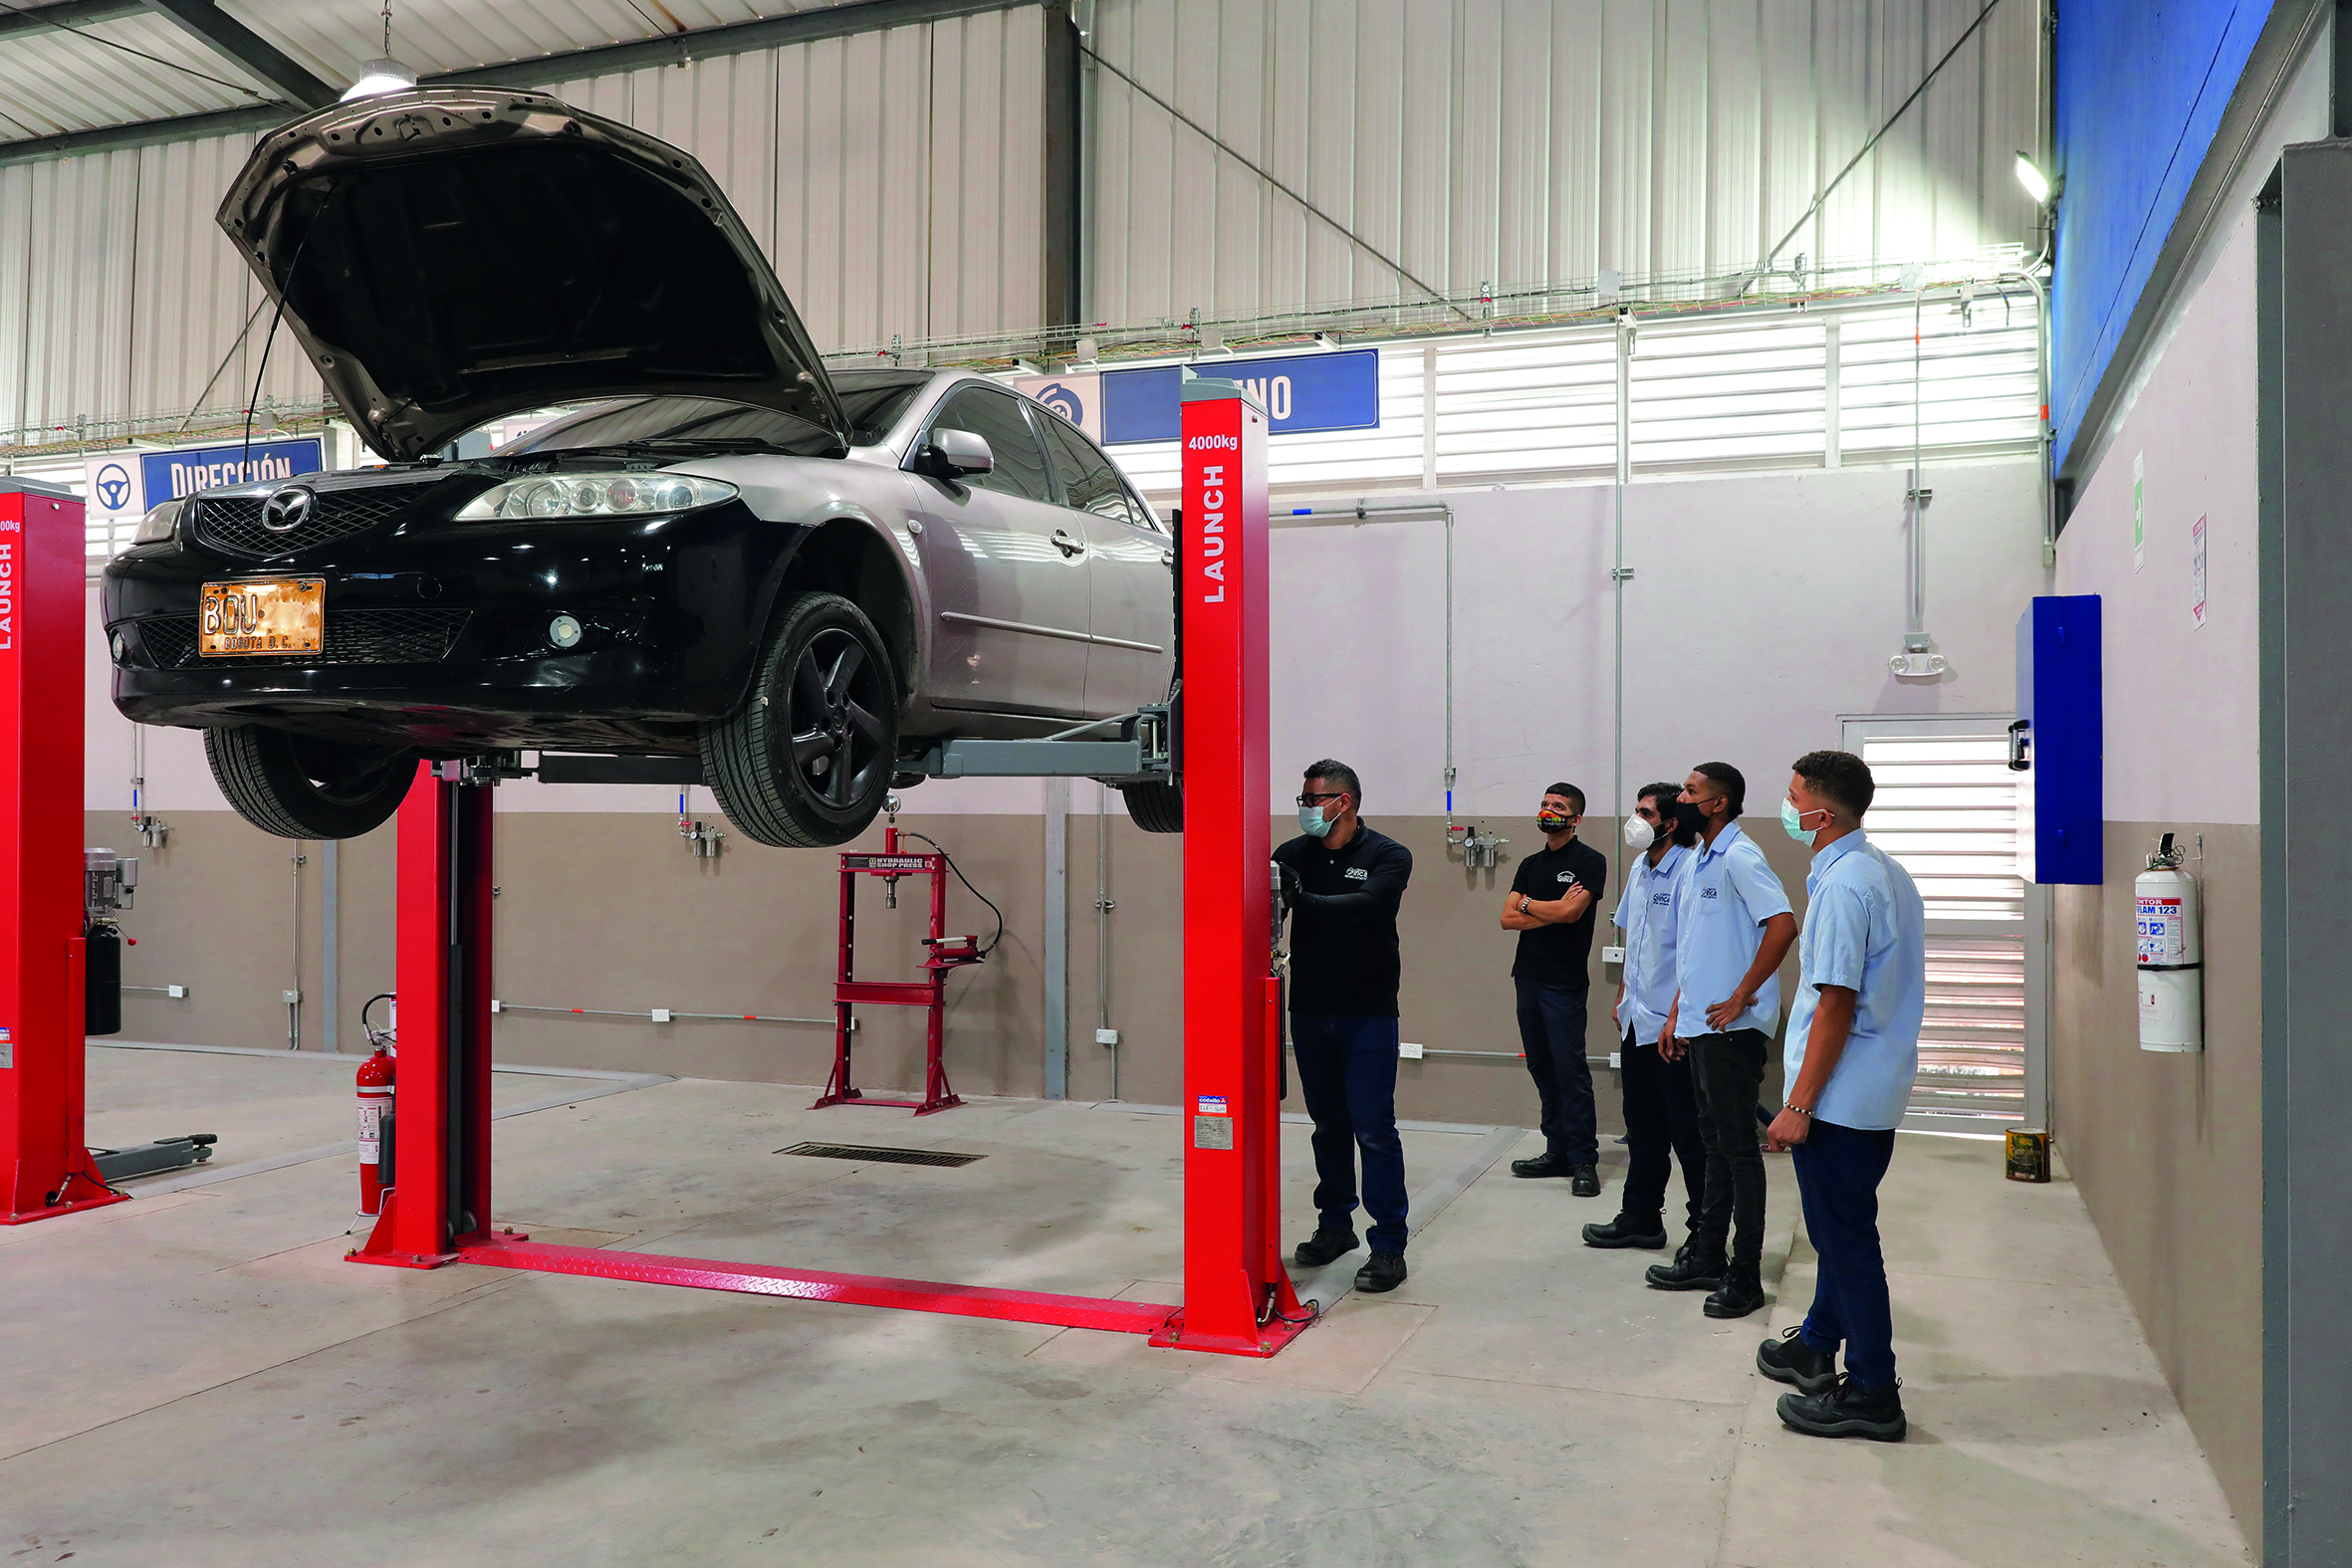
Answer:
[
  {"left": 140, "top": 438, "right": 324, "bottom": 504},
  {"left": 91, "top": 462, "right": 135, "bottom": 512},
  {"left": 1101, "top": 349, "right": 1380, "bottom": 444}
]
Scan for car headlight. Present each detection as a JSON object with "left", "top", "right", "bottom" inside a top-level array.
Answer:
[
  {"left": 456, "top": 473, "right": 738, "bottom": 521},
  {"left": 132, "top": 499, "right": 185, "bottom": 544}
]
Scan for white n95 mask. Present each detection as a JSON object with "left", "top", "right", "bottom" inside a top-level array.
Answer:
[{"left": 1623, "top": 814, "right": 1655, "bottom": 850}]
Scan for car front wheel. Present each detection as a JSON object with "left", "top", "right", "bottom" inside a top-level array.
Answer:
[
  {"left": 701, "top": 591, "right": 899, "bottom": 848},
  {"left": 1119, "top": 780, "right": 1183, "bottom": 833},
  {"left": 205, "top": 726, "right": 416, "bottom": 839}
]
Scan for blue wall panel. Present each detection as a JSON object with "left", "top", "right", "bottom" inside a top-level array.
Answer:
[{"left": 2052, "top": 1, "right": 2275, "bottom": 472}]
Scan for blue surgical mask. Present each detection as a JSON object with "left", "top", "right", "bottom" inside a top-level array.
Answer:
[
  {"left": 1299, "top": 804, "right": 1333, "bottom": 837},
  {"left": 1781, "top": 798, "right": 1823, "bottom": 846}
]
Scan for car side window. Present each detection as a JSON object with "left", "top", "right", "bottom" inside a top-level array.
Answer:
[
  {"left": 931, "top": 387, "right": 1054, "bottom": 504},
  {"left": 1120, "top": 481, "right": 1165, "bottom": 535},
  {"left": 1038, "top": 413, "right": 1140, "bottom": 526}
]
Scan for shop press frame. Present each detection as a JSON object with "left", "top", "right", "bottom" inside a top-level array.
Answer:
[
  {"left": 814, "top": 827, "right": 979, "bottom": 1117},
  {"left": 351, "top": 383, "right": 1309, "bottom": 1356}
]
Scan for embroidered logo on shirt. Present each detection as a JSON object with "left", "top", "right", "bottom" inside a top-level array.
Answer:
[
  {"left": 1651, "top": 892, "right": 1672, "bottom": 906},
  {"left": 1701, "top": 885, "right": 1720, "bottom": 900},
  {"left": 1344, "top": 867, "right": 1369, "bottom": 880}
]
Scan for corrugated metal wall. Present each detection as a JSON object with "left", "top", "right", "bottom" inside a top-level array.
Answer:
[
  {"left": 0, "top": 7, "right": 1046, "bottom": 440},
  {"left": 1086, "top": 0, "right": 2043, "bottom": 326}
]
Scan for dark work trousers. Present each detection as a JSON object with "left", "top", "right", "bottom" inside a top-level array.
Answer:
[
  {"left": 1516, "top": 977, "right": 1597, "bottom": 1165},
  {"left": 1791, "top": 1120, "right": 1900, "bottom": 1388},
  {"left": 1688, "top": 1028, "right": 1770, "bottom": 1266},
  {"left": 1618, "top": 1028, "right": 1708, "bottom": 1232},
  {"left": 1291, "top": 1013, "right": 1410, "bottom": 1253}
]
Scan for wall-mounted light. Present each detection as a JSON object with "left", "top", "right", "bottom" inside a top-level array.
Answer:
[{"left": 2014, "top": 151, "right": 2055, "bottom": 206}]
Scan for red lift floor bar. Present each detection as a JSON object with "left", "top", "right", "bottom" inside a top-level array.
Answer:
[{"left": 459, "top": 1233, "right": 1179, "bottom": 1335}]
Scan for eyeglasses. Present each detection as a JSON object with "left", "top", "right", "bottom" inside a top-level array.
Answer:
[{"left": 1295, "top": 791, "right": 1345, "bottom": 807}]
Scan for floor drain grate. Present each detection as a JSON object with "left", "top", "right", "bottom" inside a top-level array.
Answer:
[{"left": 776, "top": 1141, "right": 985, "bottom": 1168}]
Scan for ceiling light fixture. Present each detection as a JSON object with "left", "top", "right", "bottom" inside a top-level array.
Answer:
[
  {"left": 2013, "top": 151, "right": 2055, "bottom": 206},
  {"left": 342, "top": 3, "right": 417, "bottom": 102}
]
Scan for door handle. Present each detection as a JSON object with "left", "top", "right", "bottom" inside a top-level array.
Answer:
[{"left": 1051, "top": 528, "right": 1084, "bottom": 558}]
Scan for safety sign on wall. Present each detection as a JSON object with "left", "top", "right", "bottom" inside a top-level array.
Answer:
[{"left": 83, "top": 437, "right": 325, "bottom": 530}]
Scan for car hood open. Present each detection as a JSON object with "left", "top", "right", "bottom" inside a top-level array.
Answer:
[{"left": 218, "top": 86, "right": 848, "bottom": 463}]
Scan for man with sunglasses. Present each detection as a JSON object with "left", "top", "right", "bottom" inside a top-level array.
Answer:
[{"left": 1274, "top": 760, "right": 1416, "bottom": 1294}]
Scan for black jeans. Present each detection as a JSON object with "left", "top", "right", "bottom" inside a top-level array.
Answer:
[
  {"left": 1515, "top": 977, "right": 1596, "bottom": 1164},
  {"left": 1688, "top": 1028, "right": 1769, "bottom": 1266},
  {"left": 1291, "top": 1013, "right": 1410, "bottom": 1252},
  {"left": 1618, "top": 1028, "right": 1707, "bottom": 1232},
  {"left": 1792, "top": 1119, "right": 1901, "bottom": 1388}
]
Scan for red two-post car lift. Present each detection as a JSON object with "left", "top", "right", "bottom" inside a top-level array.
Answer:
[{"left": 111, "top": 387, "right": 1301, "bottom": 1355}]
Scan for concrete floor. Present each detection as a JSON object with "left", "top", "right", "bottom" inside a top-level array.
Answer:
[{"left": 0, "top": 1045, "right": 2249, "bottom": 1568}]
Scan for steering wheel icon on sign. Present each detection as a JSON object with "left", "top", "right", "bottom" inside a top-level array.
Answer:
[{"left": 93, "top": 463, "right": 133, "bottom": 513}]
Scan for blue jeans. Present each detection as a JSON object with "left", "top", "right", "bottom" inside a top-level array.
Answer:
[
  {"left": 1291, "top": 1013, "right": 1409, "bottom": 1253},
  {"left": 1515, "top": 977, "right": 1596, "bottom": 1164},
  {"left": 1791, "top": 1119, "right": 1900, "bottom": 1389}
]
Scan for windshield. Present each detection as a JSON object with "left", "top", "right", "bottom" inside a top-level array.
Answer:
[{"left": 499, "top": 374, "right": 928, "bottom": 457}]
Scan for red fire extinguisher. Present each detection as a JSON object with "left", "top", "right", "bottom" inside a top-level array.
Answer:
[{"left": 357, "top": 993, "right": 396, "bottom": 1218}]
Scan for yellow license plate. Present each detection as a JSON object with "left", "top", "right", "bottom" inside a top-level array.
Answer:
[{"left": 200, "top": 577, "right": 325, "bottom": 657}]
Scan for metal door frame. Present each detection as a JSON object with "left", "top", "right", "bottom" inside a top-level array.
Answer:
[{"left": 1839, "top": 712, "right": 2048, "bottom": 1136}]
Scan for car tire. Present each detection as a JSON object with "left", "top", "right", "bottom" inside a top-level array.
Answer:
[
  {"left": 1120, "top": 780, "right": 1183, "bottom": 833},
  {"left": 204, "top": 725, "right": 416, "bottom": 839},
  {"left": 701, "top": 590, "right": 899, "bottom": 848}
]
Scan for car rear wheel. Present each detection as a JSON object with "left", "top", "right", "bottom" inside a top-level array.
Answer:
[
  {"left": 204, "top": 725, "right": 416, "bottom": 839},
  {"left": 1120, "top": 780, "right": 1183, "bottom": 833},
  {"left": 701, "top": 591, "right": 898, "bottom": 848}
]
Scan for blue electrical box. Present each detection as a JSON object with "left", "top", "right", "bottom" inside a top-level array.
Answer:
[{"left": 2014, "top": 594, "right": 2103, "bottom": 885}]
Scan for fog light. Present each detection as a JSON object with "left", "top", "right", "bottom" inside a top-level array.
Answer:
[
  {"left": 548, "top": 614, "right": 584, "bottom": 650},
  {"left": 109, "top": 630, "right": 126, "bottom": 662}
]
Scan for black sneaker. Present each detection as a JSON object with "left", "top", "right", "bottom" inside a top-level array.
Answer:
[
  {"left": 1644, "top": 1240, "right": 1726, "bottom": 1291},
  {"left": 1293, "top": 1227, "right": 1359, "bottom": 1267},
  {"left": 1776, "top": 1374, "right": 1907, "bottom": 1442},
  {"left": 1354, "top": 1249, "right": 1407, "bottom": 1293},
  {"left": 1756, "top": 1327, "right": 1837, "bottom": 1394},
  {"left": 1581, "top": 1213, "right": 1669, "bottom": 1249},
  {"left": 1569, "top": 1164, "right": 1601, "bottom": 1198},
  {"left": 1511, "top": 1153, "right": 1572, "bottom": 1179},
  {"left": 1704, "top": 1260, "right": 1766, "bottom": 1319}
]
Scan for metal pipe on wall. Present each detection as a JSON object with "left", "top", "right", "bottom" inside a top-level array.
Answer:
[
  {"left": 1095, "top": 780, "right": 1116, "bottom": 1099},
  {"left": 1043, "top": 776, "right": 1069, "bottom": 1098},
  {"left": 322, "top": 839, "right": 340, "bottom": 1054}
]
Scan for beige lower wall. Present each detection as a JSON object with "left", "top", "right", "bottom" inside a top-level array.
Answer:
[
  {"left": 2051, "top": 821, "right": 2260, "bottom": 1541},
  {"left": 1067, "top": 813, "right": 1807, "bottom": 1128}
]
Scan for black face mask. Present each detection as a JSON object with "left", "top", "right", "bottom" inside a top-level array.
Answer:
[{"left": 1673, "top": 800, "right": 1709, "bottom": 839}]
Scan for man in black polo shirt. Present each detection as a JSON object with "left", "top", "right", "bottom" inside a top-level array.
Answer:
[
  {"left": 1273, "top": 759, "right": 1416, "bottom": 1294},
  {"left": 1502, "top": 783, "right": 1610, "bottom": 1197}
]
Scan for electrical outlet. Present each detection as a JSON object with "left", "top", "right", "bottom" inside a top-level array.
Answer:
[
  {"left": 1601, "top": 945, "right": 1626, "bottom": 965},
  {"left": 651, "top": 1008, "right": 673, "bottom": 1024},
  {"left": 1095, "top": 1027, "right": 1120, "bottom": 1046},
  {"left": 1399, "top": 1041, "right": 1426, "bottom": 1060},
  {"left": 165, "top": 984, "right": 187, "bottom": 1000},
  {"left": 489, "top": 1000, "right": 504, "bottom": 1013},
  {"left": 1608, "top": 1051, "right": 1622, "bottom": 1069},
  {"left": 281, "top": 989, "right": 302, "bottom": 1006}
]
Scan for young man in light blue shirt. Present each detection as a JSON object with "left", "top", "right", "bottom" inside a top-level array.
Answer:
[
  {"left": 1649, "top": 762, "right": 1797, "bottom": 1319},
  {"left": 1753, "top": 750, "right": 1926, "bottom": 1444},
  {"left": 1583, "top": 782, "right": 1707, "bottom": 1252}
]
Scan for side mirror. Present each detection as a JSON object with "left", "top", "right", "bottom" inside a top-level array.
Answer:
[{"left": 919, "top": 428, "right": 994, "bottom": 479}]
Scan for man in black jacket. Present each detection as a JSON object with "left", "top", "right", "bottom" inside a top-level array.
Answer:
[{"left": 1273, "top": 759, "right": 1416, "bottom": 1294}]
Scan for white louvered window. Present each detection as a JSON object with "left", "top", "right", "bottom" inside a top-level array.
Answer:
[{"left": 1843, "top": 717, "right": 2045, "bottom": 1133}]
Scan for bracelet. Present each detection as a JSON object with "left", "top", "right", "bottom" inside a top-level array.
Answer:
[{"left": 1783, "top": 1103, "right": 1813, "bottom": 1118}]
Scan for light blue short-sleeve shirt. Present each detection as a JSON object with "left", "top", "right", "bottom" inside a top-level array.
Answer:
[
  {"left": 1784, "top": 831, "right": 1928, "bottom": 1131},
  {"left": 1613, "top": 841, "right": 1689, "bottom": 1046},
  {"left": 1671, "top": 819, "right": 1793, "bottom": 1037}
]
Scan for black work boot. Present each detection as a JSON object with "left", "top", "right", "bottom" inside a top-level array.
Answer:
[
  {"left": 1704, "top": 1259, "right": 1767, "bottom": 1319},
  {"left": 1756, "top": 1327, "right": 1837, "bottom": 1393},
  {"left": 1354, "top": 1250, "right": 1407, "bottom": 1293},
  {"left": 1511, "top": 1152, "right": 1573, "bottom": 1179},
  {"left": 1776, "top": 1375, "right": 1907, "bottom": 1442},
  {"left": 1293, "top": 1227, "right": 1359, "bottom": 1267},
  {"left": 1582, "top": 1213, "right": 1669, "bottom": 1249},
  {"left": 1644, "top": 1238, "right": 1726, "bottom": 1291},
  {"left": 1569, "top": 1164, "right": 1601, "bottom": 1198}
]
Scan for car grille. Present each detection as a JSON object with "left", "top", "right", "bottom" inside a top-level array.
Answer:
[
  {"left": 194, "top": 486, "right": 428, "bottom": 558},
  {"left": 137, "top": 608, "right": 470, "bottom": 668}
]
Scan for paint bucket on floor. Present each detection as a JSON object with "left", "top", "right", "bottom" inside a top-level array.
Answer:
[{"left": 2004, "top": 1127, "right": 2051, "bottom": 1183}]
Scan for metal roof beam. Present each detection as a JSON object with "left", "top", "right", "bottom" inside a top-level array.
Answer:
[
  {"left": 137, "top": 0, "right": 339, "bottom": 109},
  {"left": 0, "top": 1, "right": 146, "bottom": 43},
  {"left": 0, "top": 104, "right": 285, "bottom": 168}
]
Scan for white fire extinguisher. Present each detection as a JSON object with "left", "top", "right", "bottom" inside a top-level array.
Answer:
[
  {"left": 356, "top": 993, "right": 396, "bottom": 1217},
  {"left": 2136, "top": 834, "right": 2203, "bottom": 1053}
]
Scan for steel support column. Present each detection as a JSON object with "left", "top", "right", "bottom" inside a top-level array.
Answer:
[{"left": 0, "top": 481, "right": 121, "bottom": 1225}]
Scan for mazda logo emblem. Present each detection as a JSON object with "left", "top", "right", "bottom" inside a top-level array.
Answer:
[{"left": 261, "top": 487, "right": 314, "bottom": 533}]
